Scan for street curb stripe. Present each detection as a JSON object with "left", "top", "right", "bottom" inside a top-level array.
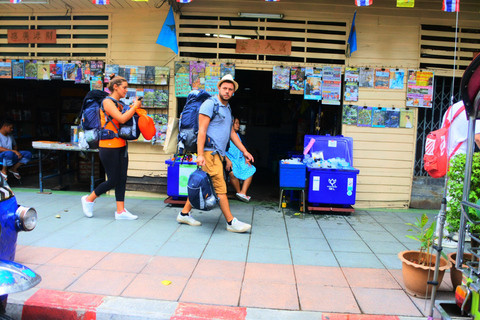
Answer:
[
  {"left": 171, "top": 302, "right": 247, "bottom": 320},
  {"left": 22, "top": 289, "right": 105, "bottom": 320},
  {"left": 322, "top": 314, "right": 400, "bottom": 320}
]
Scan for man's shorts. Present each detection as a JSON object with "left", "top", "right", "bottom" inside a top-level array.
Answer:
[{"left": 203, "top": 151, "right": 227, "bottom": 194}]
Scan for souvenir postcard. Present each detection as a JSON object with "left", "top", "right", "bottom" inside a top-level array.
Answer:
[
  {"left": 145, "top": 66, "right": 155, "bottom": 84},
  {"left": 12, "top": 60, "right": 25, "bottom": 79},
  {"left": 62, "top": 62, "right": 76, "bottom": 81},
  {"left": 359, "top": 68, "right": 374, "bottom": 88},
  {"left": 272, "top": 66, "right": 290, "bottom": 90},
  {"left": 304, "top": 74, "right": 322, "bottom": 100},
  {"left": 155, "top": 89, "right": 169, "bottom": 108},
  {"left": 290, "top": 67, "right": 305, "bottom": 94},
  {"left": 49, "top": 61, "right": 63, "bottom": 80},
  {"left": 90, "top": 76, "right": 103, "bottom": 91},
  {"left": 105, "top": 64, "right": 119, "bottom": 82},
  {"left": 205, "top": 62, "right": 220, "bottom": 94},
  {"left": 126, "top": 65, "right": 138, "bottom": 84},
  {"left": 37, "top": 62, "right": 50, "bottom": 80},
  {"left": 174, "top": 61, "right": 189, "bottom": 75},
  {"left": 74, "top": 61, "right": 84, "bottom": 83},
  {"left": 175, "top": 74, "right": 191, "bottom": 97},
  {"left": 385, "top": 107, "right": 400, "bottom": 128},
  {"left": 118, "top": 65, "right": 126, "bottom": 79},
  {"left": 143, "top": 89, "right": 155, "bottom": 107},
  {"left": 323, "top": 65, "right": 342, "bottom": 82},
  {"left": 305, "top": 67, "right": 314, "bottom": 76},
  {"left": 155, "top": 67, "right": 169, "bottom": 85},
  {"left": 372, "top": 108, "right": 386, "bottom": 127},
  {"left": 190, "top": 61, "right": 205, "bottom": 89},
  {"left": 407, "top": 70, "right": 434, "bottom": 108},
  {"left": 374, "top": 68, "right": 390, "bottom": 89},
  {"left": 400, "top": 109, "right": 414, "bottom": 128},
  {"left": 357, "top": 106, "right": 373, "bottom": 127},
  {"left": 389, "top": 69, "right": 405, "bottom": 89},
  {"left": 152, "top": 114, "right": 169, "bottom": 145},
  {"left": 220, "top": 63, "right": 235, "bottom": 78},
  {"left": 25, "top": 60, "right": 38, "bottom": 80},
  {"left": 82, "top": 61, "right": 91, "bottom": 83},
  {"left": 345, "top": 67, "right": 359, "bottom": 82},
  {"left": 0, "top": 60, "right": 12, "bottom": 79},
  {"left": 342, "top": 105, "right": 358, "bottom": 125},
  {"left": 344, "top": 82, "right": 359, "bottom": 102},
  {"left": 137, "top": 66, "right": 145, "bottom": 84},
  {"left": 90, "top": 60, "right": 104, "bottom": 77}
]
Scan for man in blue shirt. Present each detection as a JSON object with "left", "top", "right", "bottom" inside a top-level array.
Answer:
[
  {"left": 177, "top": 75, "right": 254, "bottom": 233},
  {"left": 0, "top": 118, "right": 32, "bottom": 181}
]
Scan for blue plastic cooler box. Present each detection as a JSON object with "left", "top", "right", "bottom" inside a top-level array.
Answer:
[
  {"left": 165, "top": 159, "right": 197, "bottom": 199},
  {"left": 304, "top": 135, "right": 360, "bottom": 206}
]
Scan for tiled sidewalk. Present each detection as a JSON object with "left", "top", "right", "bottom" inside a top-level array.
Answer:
[{"left": 10, "top": 190, "right": 455, "bottom": 318}]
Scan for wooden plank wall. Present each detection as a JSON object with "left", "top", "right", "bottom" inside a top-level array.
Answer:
[{"left": 1, "top": 0, "right": 480, "bottom": 206}]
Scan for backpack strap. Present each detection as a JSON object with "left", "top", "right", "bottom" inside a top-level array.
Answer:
[{"left": 102, "top": 96, "right": 122, "bottom": 132}]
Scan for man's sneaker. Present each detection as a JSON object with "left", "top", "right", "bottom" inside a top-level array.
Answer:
[
  {"left": 177, "top": 212, "right": 201, "bottom": 226},
  {"left": 452, "top": 233, "right": 472, "bottom": 242},
  {"left": 115, "top": 209, "right": 138, "bottom": 220},
  {"left": 435, "top": 237, "right": 458, "bottom": 249},
  {"left": 81, "top": 195, "right": 94, "bottom": 218},
  {"left": 227, "top": 217, "right": 251, "bottom": 233}
]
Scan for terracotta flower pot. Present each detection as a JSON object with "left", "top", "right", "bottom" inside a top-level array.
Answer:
[
  {"left": 447, "top": 252, "right": 475, "bottom": 290},
  {"left": 398, "top": 250, "right": 452, "bottom": 298}
]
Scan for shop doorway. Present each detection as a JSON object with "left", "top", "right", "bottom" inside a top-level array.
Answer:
[{"left": 228, "top": 69, "right": 342, "bottom": 199}]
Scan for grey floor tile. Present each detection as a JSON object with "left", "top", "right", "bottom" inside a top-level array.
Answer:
[
  {"left": 113, "top": 239, "right": 164, "bottom": 255},
  {"left": 289, "top": 237, "right": 330, "bottom": 252},
  {"left": 376, "top": 253, "right": 403, "bottom": 269},
  {"left": 247, "top": 247, "right": 292, "bottom": 264},
  {"left": 291, "top": 249, "right": 338, "bottom": 267},
  {"left": 156, "top": 242, "right": 206, "bottom": 259},
  {"left": 71, "top": 237, "right": 125, "bottom": 252},
  {"left": 328, "top": 239, "right": 372, "bottom": 253},
  {"left": 365, "top": 241, "right": 409, "bottom": 255},
  {"left": 322, "top": 229, "right": 362, "bottom": 241},
  {"left": 347, "top": 222, "right": 385, "bottom": 232},
  {"left": 286, "top": 227, "right": 325, "bottom": 239},
  {"left": 356, "top": 230, "right": 399, "bottom": 242},
  {"left": 202, "top": 244, "right": 248, "bottom": 262},
  {"left": 249, "top": 235, "right": 290, "bottom": 249},
  {"left": 335, "top": 252, "right": 385, "bottom": 268},
  {"left": 251, "top": 226, "right": 288, "bottom": 238},
  {"left": 208, "top": 232, "right": 251, "bottom": 247}
]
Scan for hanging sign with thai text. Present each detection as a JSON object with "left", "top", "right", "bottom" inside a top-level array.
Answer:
[
  {"left": 8, "top": 30, "right": 57, "bottom": 44},
  {"left": 236, "top": 40, "right": 291, "bottom": 55}
]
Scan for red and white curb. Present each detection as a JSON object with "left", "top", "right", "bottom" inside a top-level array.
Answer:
[{"left": 5, "top": 288, "right": 427, "bottom": 320}]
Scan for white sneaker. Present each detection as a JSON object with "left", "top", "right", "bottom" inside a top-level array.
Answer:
[
  {"left": 227, "top": 217, "right": 251, "bottom": 233},
  {"left": 435, "top": 237, "right": 458, "bottom": 249},
  {"left": 81, "top": 195, "right": 94, "bottom": 218},
  {"left": 452, "top": 233, "right": 472, "bottom": 242},
  {"left": 115, "top": 209, "right": 138, "bottom": 220},
  {"left": 177, "top": 212, "right": 201, "bottom": 226}
]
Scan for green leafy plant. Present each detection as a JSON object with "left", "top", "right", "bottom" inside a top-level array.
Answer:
[
  {"left": 446, "top": 153, "right": 480, "bottom": 234},
  {"left": 406, "top": 213, "right": 437, "bottom": 264}
]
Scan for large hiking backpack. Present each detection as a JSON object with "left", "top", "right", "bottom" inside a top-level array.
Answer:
[
  {"left": 424, "top": 105, "right": 465, "bottom": 178},
  {"left": 187, "top": 167, "right": 218, "bottom": 210},
  {"left": 177, "top": 90, "right": 220, "bottom": 154},
  {"left": 78, "top": 90, "right": 112, "bottom": 149},
  {"left": 105, "top": 97, "right": 141, "bottom": 141}
]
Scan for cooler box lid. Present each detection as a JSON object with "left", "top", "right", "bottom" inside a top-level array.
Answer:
[{"left": 304, "top": 135, "right": 354, "bottom": 165}]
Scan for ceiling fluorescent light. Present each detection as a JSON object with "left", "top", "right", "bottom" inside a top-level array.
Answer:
[{"left": 238, "top": 13, "right": 283, "bottom": 19}]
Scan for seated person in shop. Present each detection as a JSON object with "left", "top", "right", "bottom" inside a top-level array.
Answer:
[
  {"left": 0, "top": 117, "right": 32, "bottom": 181},
  {"left": 225, "top": 117, "right": 256, "bottom": 202}
]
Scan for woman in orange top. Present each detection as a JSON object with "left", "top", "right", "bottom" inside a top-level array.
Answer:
[{"left": 81, "top": 74, "right": 142, "bottom": 220}]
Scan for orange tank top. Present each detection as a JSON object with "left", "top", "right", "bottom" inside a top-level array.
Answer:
[{"left": 99, "top": 98, "right": 126, "bottom": 148}]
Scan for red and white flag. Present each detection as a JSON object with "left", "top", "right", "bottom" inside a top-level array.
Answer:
[
  {"left": 92, "top": 0, "right": 109, "bottom": 4},
  {"left": 355, "top": 0, "right": 372, "bottom": 6},
  {"left": 10, "top": 0, "right": 22, "bottom": 3},
  {"left": 442, "top": 0, "right": 459, "bottom": 12}
]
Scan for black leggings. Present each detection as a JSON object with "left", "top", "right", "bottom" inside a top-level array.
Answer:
[{"left": 94, "top": 146, "right": 128, "bottom": 202}]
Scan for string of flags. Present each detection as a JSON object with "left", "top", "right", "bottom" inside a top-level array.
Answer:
[{"left": 355, "top": 0, "right": 459, "bottom": 11}]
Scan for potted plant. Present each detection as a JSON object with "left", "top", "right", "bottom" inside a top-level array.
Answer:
[
  {"left": 445, "top": 153, "right": 480, "bottom": 241},
  {"left": 398, "top": 213, "right": 452, "bottom": 298}
]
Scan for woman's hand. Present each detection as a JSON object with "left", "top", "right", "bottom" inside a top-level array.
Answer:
[
  {"left": 225, "top": 157, "right": 232, "bottom": 171},
  {"left": 133, "top": 97, "right": 142, "bottom": 109}
]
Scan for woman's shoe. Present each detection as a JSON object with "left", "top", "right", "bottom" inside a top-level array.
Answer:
[
  {"left": 0, "top": 172, "right": 7, "bottom": 181},
  {"left": 8, "top": 170, "right": 21, "bottom": 179},
  {"left": 236, "top": 193, "right": 251, "bottom": 203}
]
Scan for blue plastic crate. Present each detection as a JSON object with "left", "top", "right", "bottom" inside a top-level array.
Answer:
[{"left": 279, "top": 162, "right": 306, "bottom": 188}]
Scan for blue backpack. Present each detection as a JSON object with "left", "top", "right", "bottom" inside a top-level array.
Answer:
[
  {"left": 78, "top": 90, "right": 116, "bottom": 149},
  {"left": 187, "top": 168, "right": 218, "bottom": 211},
  {"left": 177, "top": 90, "right": 221, "bottom": 154}
]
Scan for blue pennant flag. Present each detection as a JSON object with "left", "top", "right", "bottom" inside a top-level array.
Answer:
[
  {"left": 346, "top": 11, "right": 357, "bottom": 58},
  {"left": 156, "top": 6, "right": 179, "bottom": 54}
]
